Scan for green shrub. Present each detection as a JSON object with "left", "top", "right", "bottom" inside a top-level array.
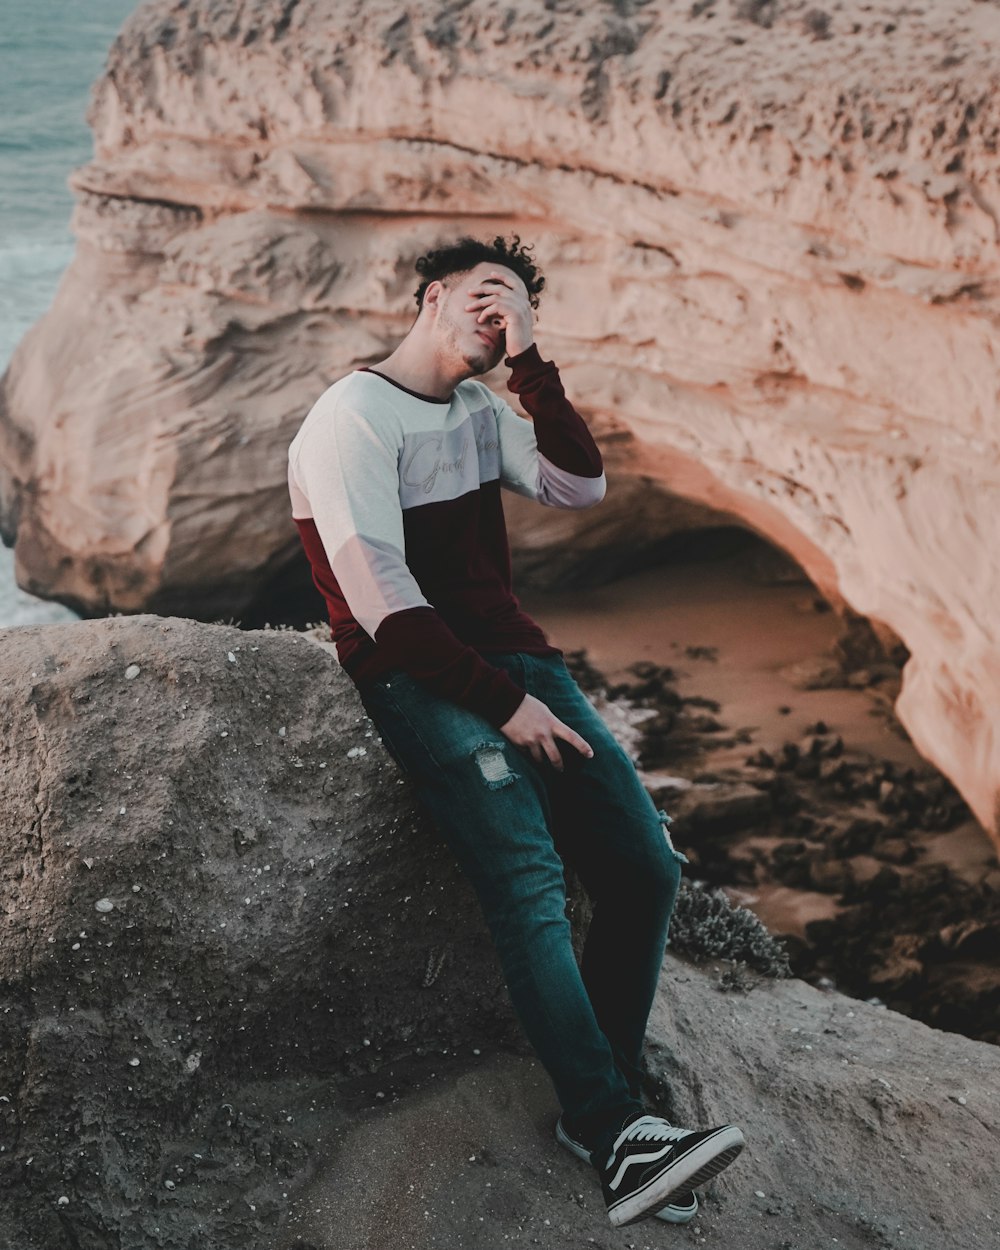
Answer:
[{"left": 669, "top": 880, "right": 792, "bottom": 978}]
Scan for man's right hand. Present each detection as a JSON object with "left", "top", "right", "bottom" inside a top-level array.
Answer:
[{"left": 499, "top": 693, "right": 594, "bottom": 771}]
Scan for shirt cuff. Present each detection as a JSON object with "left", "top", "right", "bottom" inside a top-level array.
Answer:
[{"left": 504, "top": 342, "right": 543, "bottom": 370}]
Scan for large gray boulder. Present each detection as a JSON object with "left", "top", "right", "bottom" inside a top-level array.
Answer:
[
  {"left": 2, "top": 614, "right": 519, "bottom": 1249},
  {"left": 2, "top": 615, "right": 997, "bottom": 1250}
]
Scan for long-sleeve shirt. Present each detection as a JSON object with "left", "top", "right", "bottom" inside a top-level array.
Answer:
[{"left": 286, "top": 343, "right": 606, "bottom": 728}]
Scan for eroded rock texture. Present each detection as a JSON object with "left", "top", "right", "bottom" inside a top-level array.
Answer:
[{"left": 1, "top": 0, "right": 999, "bottom": 840}]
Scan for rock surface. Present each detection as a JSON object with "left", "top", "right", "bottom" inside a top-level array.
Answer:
[
  {"left": 2, "top": 614, "right": 999, "bottom": 1250},
  {"left": 1, "top": 0, "right": 999, "bottom": 838},
  {"left": 2, "top": 614, "right": 520, "bottom": 1248},
  {"left": 276, "top": 975, "right": 1000, "bottom": 1250}
]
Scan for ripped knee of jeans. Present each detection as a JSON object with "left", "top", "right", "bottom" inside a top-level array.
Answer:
[
  {"left": 657, "top": 808, "right": 689, "bottom": 864},
  {"left": 471, "top": 741, "right": 519, "bottom": 790}
]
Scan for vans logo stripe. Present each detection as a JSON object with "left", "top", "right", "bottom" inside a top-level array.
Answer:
[{"left": 608, "top": 1145, "right": 673, "bottom": 1191}]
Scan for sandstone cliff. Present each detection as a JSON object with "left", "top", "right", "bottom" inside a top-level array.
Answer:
[
  {"left": 3, "top": 614, "right": 998, "bottom": 1250},
  {"left": 2, "top": 0, "right": 999, "bottom": 844}
]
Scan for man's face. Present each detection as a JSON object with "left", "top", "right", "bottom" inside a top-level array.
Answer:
[{"left": 432, "top": 261, "right": 521, "bottom": 375}]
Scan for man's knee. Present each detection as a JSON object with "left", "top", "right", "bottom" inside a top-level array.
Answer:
[
  {"left": 618, "top": 812, "right": 685, "bottom": 904},
  {"left": 656, "top": 808, "right": 689, "bottom": 869}
]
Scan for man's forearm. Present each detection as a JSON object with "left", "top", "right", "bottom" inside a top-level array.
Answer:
[
  {"left": 506, "top": 344, "right": 604, "bottom": 479},
  {"left": 374, "top": 606, "right": 527, "bottom": 727}
]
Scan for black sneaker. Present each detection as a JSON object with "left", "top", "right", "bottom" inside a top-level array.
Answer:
[
  {"left": 600, "top": 1111, "right": 745, "bottom": 1227},
  {"left": 555, "top": 1116, "right": 699, "bottom": 1223}
]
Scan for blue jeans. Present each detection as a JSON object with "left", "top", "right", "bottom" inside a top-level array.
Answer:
[{"left": 355, "top": 650, "right": 685, "bottom": 1167}]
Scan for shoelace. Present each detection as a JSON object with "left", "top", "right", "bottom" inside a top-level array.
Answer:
[{"left": 607, "top": 1114, "right": 691, "bottom": 1166}]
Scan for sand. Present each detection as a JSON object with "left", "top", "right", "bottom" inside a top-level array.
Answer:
[{"left": 520, "top": 551, "right": 998, "bottom": 931}]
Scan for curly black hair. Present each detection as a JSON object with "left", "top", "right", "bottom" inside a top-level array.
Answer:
[{"left": 413, "top": 234, "right": 545, "bottom": 309}]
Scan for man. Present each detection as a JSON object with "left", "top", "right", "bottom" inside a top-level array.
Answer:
[{"left": 287, "top": 235, "right": 745, "bottom": 1227}]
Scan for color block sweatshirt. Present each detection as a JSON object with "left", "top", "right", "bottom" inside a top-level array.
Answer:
[{"left": 287, "top": 343, "right": 606, "bottom": 728}]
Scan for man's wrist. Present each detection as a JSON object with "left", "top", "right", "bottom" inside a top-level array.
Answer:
[{"left": 504, "top": 341, "right": 539, "bottom": 366}]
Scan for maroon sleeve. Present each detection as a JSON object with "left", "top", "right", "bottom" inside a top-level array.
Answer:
[
  {"left": 374, "top": 607, "right": 527, "bottom": 728},
  {"left": 505, "top": 344, "right": 604, "bottom": 478}
]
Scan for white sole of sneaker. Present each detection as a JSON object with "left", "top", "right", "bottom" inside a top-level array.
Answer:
[{"left": 607, "top": 1125, "right": 745, "bottom": 1228}]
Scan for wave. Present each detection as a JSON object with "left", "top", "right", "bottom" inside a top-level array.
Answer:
[
  {"left": 0, "top": 547, "right": 82, "bottom": 630},
  {"left": 0, "top": 102, "right": 87, "bottom": 150},
  {"left": 0, "top": 238, "right": 75, "bottom": 371},
  {"left": 0, "top": 238, "right": 73, "bottom": 282}
]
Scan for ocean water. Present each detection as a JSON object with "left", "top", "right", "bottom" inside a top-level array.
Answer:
[{"left": 0, "top": 0, "right": 137, "bottom": 628}]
